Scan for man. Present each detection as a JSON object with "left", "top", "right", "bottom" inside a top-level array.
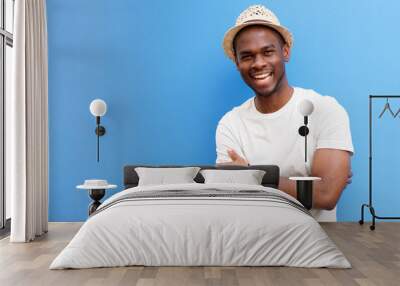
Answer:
[{"left": 216, "top": 5, "right": 354, "bottom": 221}]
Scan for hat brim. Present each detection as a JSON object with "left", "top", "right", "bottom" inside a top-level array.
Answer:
[{"left": 223, "top": 20, "right": 293, "bottom": 61}]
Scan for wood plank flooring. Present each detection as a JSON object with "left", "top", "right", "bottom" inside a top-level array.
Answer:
[{"left": 0, "top": 222, "right": 399, "bottom": 286}]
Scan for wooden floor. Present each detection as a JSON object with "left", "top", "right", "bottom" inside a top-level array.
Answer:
[{"left": 0, "top": 222, "right": 399, "bottom": 286}]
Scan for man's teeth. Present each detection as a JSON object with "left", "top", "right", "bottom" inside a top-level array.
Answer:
[{"left": 252, "top": 73, "right": 272, "bottom": 79}]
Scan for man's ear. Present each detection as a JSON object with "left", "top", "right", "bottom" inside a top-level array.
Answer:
[{"left": 282, "top": 44, "right": 291, "bottom": 62}]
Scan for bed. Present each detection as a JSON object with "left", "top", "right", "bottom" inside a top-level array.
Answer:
[{"left": 50, "top": 165, "right": 350, "bottom": 269}]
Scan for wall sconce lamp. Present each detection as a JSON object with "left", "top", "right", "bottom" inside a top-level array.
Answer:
[
  {"left": 289, "top": 99, "right": 321, "bottom": 210},
  {"left": 89, "top": 99, "right": 107, "bottom": 162}
]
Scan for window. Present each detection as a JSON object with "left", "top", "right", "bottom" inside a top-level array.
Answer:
[{"left": 0, "top": 0, "right": 14, "bottom": 232}]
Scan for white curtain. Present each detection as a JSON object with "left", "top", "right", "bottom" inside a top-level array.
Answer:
[{"left": 8, "top": 0, "right": 49, "bottom": 242}]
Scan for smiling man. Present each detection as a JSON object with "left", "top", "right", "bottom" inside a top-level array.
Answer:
[{"left": 216, "top": 5, "right": 354, "bottom": 221}]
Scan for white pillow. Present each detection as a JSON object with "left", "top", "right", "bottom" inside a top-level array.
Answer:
[
  {"left": 135, "top": 167, "right": 200, "bottom": 186},
  {"left": 200, "top": 169, "right": 266, "bottom": 185}
]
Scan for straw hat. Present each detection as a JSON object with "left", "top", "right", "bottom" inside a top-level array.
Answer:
[{"left": 223, "top": 4, "right": 293, "bottom": 61}]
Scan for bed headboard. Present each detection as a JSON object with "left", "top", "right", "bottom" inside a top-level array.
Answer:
[{"left": 123, "top": 165, "right": 280, "bottom": 189}]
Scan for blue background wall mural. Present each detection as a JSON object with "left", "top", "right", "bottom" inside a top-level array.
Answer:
[{"left": 47, "top": 0, "right": 400, "bottom": 221}]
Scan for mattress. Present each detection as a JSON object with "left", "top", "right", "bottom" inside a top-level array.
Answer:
[{"left": 50, "top": 183, "right": 350, "bottom": 269}]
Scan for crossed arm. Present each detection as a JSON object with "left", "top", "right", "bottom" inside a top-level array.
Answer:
[{"left": 219, "top": 148, "right": 352, "bottom": 210}]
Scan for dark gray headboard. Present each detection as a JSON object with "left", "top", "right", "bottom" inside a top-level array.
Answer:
[{"left": 123, "top": 165, "right": 280, "bottom": 189}]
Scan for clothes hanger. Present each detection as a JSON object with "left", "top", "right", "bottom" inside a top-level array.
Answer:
[
  {"left": 394, "top": 106, "right": 400, "bottom": 118},
  {"left": 378, "top": 98, "right": 395, "bottom": 118}
]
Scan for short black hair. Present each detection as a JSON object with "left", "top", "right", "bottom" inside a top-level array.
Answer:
[{"left": 232, "top": 25, "right": 286, "bottom": 58}]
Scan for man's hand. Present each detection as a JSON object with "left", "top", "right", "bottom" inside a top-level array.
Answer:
[
  {"left": 227, "top": 149, "right": 249, "bottom": 166},
  {"left": 218, "top": 149, "right": 249, "bottom": 166}
]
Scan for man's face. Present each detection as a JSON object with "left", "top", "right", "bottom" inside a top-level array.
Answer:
[{"left": 234, "top": 26, "right": 290, "bottom": 97}]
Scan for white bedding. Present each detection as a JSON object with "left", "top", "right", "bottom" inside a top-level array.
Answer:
[{"left": 50, "top": 183, "right": 350, "bottom": 269}]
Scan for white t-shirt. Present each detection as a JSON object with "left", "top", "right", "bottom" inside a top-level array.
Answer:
[{"left": 215, "top": 87, "right": 354, "bottom": 221}]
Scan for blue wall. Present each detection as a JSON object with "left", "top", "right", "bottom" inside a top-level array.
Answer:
[{"left": 47, "top": 0, "right": 400, "bottom": 221}]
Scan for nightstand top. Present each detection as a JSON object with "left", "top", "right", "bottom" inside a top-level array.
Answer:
[
  {"left": 76, "top": 179, "right": 117, "bottom": 190},
  {"left": 289, "top": 176, "right": 321, "bottom": 181}
]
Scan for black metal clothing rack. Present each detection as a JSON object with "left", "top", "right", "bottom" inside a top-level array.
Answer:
[{"left": 359, "top": 95, "right": 400, "bottom": 230}]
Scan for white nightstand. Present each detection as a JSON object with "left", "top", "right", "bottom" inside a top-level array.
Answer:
[{"left": 77, "top": 180, "right": 117, "bottom": 215}]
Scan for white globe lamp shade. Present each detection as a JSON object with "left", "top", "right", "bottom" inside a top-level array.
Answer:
[
  {"left": 90, "top": 99, "right": 107, "bottom": 117},
  {"left": 298, "top": 99, "right": 314, "bottom": 116}
]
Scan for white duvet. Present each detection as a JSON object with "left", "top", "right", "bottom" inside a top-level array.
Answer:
[{"left": 50, "top": 183, "right": 350, "bottom": 269}]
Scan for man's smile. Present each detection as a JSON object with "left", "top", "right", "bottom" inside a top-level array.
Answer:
[
  {"left": 249, "top": 71, "right": 274, "bottom": 86},
  {"left": 250, "top": 71, "right": 273, "bottom": 80}
]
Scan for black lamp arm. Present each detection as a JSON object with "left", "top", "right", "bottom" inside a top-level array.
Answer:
[
  {"left": 94, "top": 116, "right": 106, "bottom": 162},
  {"left": 298, "top": 116, "right": 309, "bottom": 163}
]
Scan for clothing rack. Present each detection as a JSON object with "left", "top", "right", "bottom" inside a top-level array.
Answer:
[{"left": 359, "top": 95, "right": 400, "bottom": 230}]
